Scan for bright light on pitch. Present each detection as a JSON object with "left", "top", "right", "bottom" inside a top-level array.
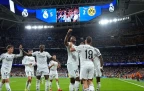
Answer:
[
  {"left": 100, "top": 19, "right": 109, "bottom": 25},
  {"left": 25, "top": 25, "right": 31, "bottom": 30}
]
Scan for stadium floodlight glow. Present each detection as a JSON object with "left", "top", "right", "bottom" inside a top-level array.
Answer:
[
  {"left": 128, "top": 17, "right": 129, "bottom": 19},
  {"left": 44, "top": 25, "right": 48, "bottom": 28},
  {"left": 109, "top": 20, "right": 112, "bottom": 23},
  {"left": 25, "top": 25, "right": 31, "bottom": 30},
  {"left": 32, "top": 26, "right": 37, "bottom": 29},
  {"left": 37, "top": 25, "right": 43, "bottom": 29},
  {"left": 113, "top": 18, "right": 117, "bottom": 22},
  {"left": 100, "top": 19, "right": 109, "bottom": 25}
]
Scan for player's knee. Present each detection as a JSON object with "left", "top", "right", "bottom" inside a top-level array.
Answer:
[
  {"left": 70, "top": 78, "right": 75, "bottom": 84},
  {"left": 5, "top": 79, "right": 9, "bottom": 83},
  {"left": 56, "top": 79, "right": 58, "bottom": 82},
  {"left": 36, "top": 76, "right": 41, "bottom": 80},
  {"left": 75, "top": 77, "right": 80, "bottom": 81}
]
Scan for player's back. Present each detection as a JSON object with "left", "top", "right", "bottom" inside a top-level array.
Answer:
[
  {"left": 66, "top": 42, "right": 78, "bottom": 64},
  {"left": 78, "top": 44, "right": 96, "bottom": 67},
  {"left": 49, "top": 60, "right": 58, "bottom": 71}
]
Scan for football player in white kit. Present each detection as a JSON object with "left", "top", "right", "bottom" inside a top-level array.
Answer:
[
  {"left": 0, "top": 45, "right": 23, "bottom": 91},
  {"left": 22, "top": 49, "right": 36, "bottom": 91},
  {"left": 70, "top": 36, "right": 100, "bottom": 91},
  {"left": 64, "top": 29, "right": 80, "bottom": 91},
  {"left": 92, "top": 48, "right": 103, "bottom": 91},
  {"left": 49, "top": 55, "right": 62, "bottom": 91},
  {"left": 22, "top": 45, "right": 56, "bottom": 91}
]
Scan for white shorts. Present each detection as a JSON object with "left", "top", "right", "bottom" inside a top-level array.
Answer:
[
  {"left": 36, "top": 68, "right": 49, "bottom": 76},
  {"left": 1, "top": 70, "right": 10, "bottom": 79},
  {"left": 94, "top": 67, "right": 102, "bottom": 77},
  {"left": 25, "top": 71, "right": 34, "bottom": 77},
  {"left": 67, "top": 63, "right": 79, "bottom": 78},
  {"left": 49, "top": 71, "right": 58, "bottom": 80},
  {"left": 80, "top": 65, "right": 94, "bottom": 80}
]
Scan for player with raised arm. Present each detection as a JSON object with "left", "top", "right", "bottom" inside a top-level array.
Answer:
[
  {"left": 22, "top": 45, "right": 56, "bottom": 91},
  {"left": 49, "top": 55, "right": 62, "bottom": 91},
  {"left": 64, "top": 29, "right": 80, "bottom": 91},
  {"left": 0, "top": 45, "right": 23, "bottom": 91},
  {"left": 92, "top": 48, "right": 103, "bottom": 91},
  {"left": 22, "top": 49, "right": 36, "bottom": 91},
  {"left": 70, "top": 36, "right": 100, "bottom": 91}
]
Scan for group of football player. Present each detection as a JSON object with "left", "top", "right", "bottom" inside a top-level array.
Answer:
[{"left": 0, "top": 29, "right": 103, "bottom": 91}]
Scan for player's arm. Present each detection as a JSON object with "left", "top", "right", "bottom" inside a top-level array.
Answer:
[
  {"left": 14, "top": 45, "right": 23, "bottom": 58},
  {"left": 70, "top": 45, "right": 81, "bottom": 52},
  {"left": 0, "top": 54, "right": 4, "bottom": 61},
  {"left": 22, "top": 49, "right": 32, "bottom": 56},
  {"left": 31, "top": 57, "right": 36, "bottom": 66},
  {"left": 46, "top": 52, "right": 57, "bottom": 61},
  {"left": 64, "top": 29, "right": 72, "bottom": 46},
  {"left": 48, "top": 61, "right": 54, "bottom": 69},
  {"left": 99, "top": 55, "right": 104, "bottom": 70}
]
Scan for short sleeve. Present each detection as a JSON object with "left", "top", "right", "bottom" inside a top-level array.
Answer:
[
  {"left": 49, "top": 61, "right": 53, "bottom": 66},
  {"left": 74, "top": 45, "right": 82, "bottom": 52},
  {"left": 32, "top": 51, "right": 38, "bottom": 56},
  {"left": 46, "top": 52, "right": 52, "bottom": 59},
  {"left": 95, "top": 48, "right": 101, "bottom": 57},
  {"left": 0, "top": 54, "right": 4, "bottom": 61}
]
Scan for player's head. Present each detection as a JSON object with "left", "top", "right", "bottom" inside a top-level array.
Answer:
[
  {"left": 70, "top": 36, "right": 76, "bottom": 44},
  {"left": 53, "top": 55, "right": 56, "bottom": 60},
  {"left": 6, "top": 45, "right": 14, "bottom": 53},
  {"left": 28, "top": 49, "right": 33, "bottom": 54},
  {"left": 80, "top": 41, "right": 85, "bottom": 45},
  {"left": 85, "top": 36, "right": 92, "bottom": 45},
  {"left": 39, "top": 45, "right": 45, "bottom": 52}
]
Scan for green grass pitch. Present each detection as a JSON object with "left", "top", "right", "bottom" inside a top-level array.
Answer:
[{"left": 1, "top": 77, "right": 144, "bottom": 91}]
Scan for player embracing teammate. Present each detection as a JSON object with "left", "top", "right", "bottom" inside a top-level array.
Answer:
[
  {"left": 65, "top": 29, "right": 103, "bottom": 91},
  {"left": 64, "top": 29, "right": 80, "bottom": 91}
]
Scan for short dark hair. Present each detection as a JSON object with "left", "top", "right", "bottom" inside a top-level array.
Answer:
[
  {"left": 39, "top": 45, "right": 45, "bottom": 48},
  {"left": 6, "top": 45, "right": 14, "bottom": 50},
  {"left": 86, "top": 36, "right": 92, "bottom": 44}
]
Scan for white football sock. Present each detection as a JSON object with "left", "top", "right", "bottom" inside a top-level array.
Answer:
[
  {"left": 97, "top": 82, "right": 101, "bottom": 89},
  {"left": 49, "top": 81, "right": 52, "bottom": 89},
  {"left": 5, "top": 83, "right": 11, "bottom": 91},
  {"left": 74, "top": 81, "right": 80, "bottom": 91},
  {"left": 69, "top": 83, "right": 74, "bottom": 91},
  {"left": 0, "top": 82, "right": 4, "bottom": 91},
  {"left": 27, "top": 83, "right": 31, "bottom": 90},
  {"left": 89, "top": 83, "right": 95, "bottom": 91},
  {"left": 36, "top": 79, "right": 40, "bottom": 91},
  {"left": 84, "top": 88, "right": 89, "bottom": 91},
  {"left": 45, "top": 80, "right": 49, "bottom": 91},
  {"left": 56, "top": 81, "right": 60, "bottom": 89}
]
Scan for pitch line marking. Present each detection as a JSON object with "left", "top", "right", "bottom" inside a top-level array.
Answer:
[{"left": 117, "top": 79, "right": 144, "bottom": 88}]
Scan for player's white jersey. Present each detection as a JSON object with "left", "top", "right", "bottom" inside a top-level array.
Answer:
[
  {"left": 66, "top": 42, "right": 79, "bottom": 64},
  {"left": 93, "top": 48, "right": 101, "bottom": 67},
  {"left": 49, "top": 60, "right": 58, "bottom": 72},
  {"left": 22, "top": 56, "right": 35, "bottom": 72},
  {"left": 74, "top": 44, "right": 100, "bottom": 67},
  {"left": 32, "top": 51, "right": 52, "bottom": 69},
  {"left": 0, "top": 50, "right": 23, "bottom": 73}
]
